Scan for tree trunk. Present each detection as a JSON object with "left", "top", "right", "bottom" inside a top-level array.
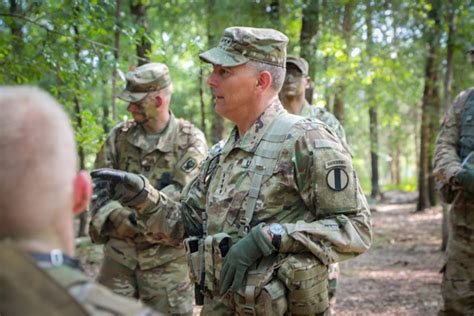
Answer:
[
  {"left": 130, "top": 0, "right": 151, "bottom": 65},
  {"left": 207, "top": 0, "right": 226, "bottom": 143},
  {"left": 269, "top": 0, "right": 280, "bottom": 29},
  {"left": 428, "top": 85, "right": 441, "bottom": 206},
  {"left": 199, "top": 62, "right": 207, "bottom": 138},
  {"left": 333, "top": 1, "right": 353, "bottom": 125},
  {"left": 333, "top": 89, "right": 345, "bottom": 124},
  {"left": 441, "top": 0, "right": 456, "bottom": 250},
  {"left": 7, "top": 0, "right": 24, "bottom": 83},
  {"left": 416, "top": 0, "right": 441, "bottom": 212},
  {"left": 366, "top": 2, "right": 380, "bottom": 199},
  {"left": 73, "top": 8, "right": 87, "bottom": 237},
  {"left": 300, "top": 0, "right": 319, "bottom": 79},
  {"left": 111, "top": 0, "right": 121, "bottom": 122}
]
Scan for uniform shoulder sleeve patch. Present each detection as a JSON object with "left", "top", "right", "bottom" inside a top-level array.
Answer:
[
  {"left": 181, "top": 157, "right": 198, "bottom": 173},
  {"left": 326, "top": 167, "right": 349, "bottom": 191}
]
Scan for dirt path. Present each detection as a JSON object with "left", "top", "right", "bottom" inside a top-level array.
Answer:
[
  {"left": 77, "top": 202, "right": 444, "bottom": 315},
  {"left": 336, "top": 203, "right": 443, "bottom": 316}
]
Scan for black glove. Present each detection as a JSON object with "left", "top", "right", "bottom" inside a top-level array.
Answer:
[
  {"left": 455, "top": 167, "right": 474, "bottom": 194},
  {"left": 219, "top": 223, "right": 275, "bottom": 295},
  {"left": 91, "top": 168, "right": 148, "bottom": 206}
]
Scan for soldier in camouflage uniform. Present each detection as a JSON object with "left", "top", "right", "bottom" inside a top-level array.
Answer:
[
  {"left": 92, "top": 27, "right": 372, "bottom": 315},
  {"left": 279, "top": 55, "right": 345, "bottom": 314},
  {"left": 0, "top": 86, "right": 158, "bottom": 316},
  {"left": 279, "top": 55, "right": 347, "bottom": 146},
  {"left": 433, "top": 46, "right": 474, "bottom": 316},
  {"left": 89, "top": 63, "right": 208, "bottom": 314}
]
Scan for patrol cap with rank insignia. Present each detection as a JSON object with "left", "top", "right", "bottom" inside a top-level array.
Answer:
[
  {"left": 199, "top": 26, "right": 288, "bottom": 67},
  {"left": 118, "top": 63, "right": 172, "bottom": 103}
]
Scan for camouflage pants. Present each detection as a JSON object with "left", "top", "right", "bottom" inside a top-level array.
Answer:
[
  {"left": 328, "top": 262, "right": 340, "bottom": 315},
  {"left": 97, "top": 254, "right": 193, "bottom": 315},
  {"left": 439, "top": 197, "right": 474, "bottom": 315}
]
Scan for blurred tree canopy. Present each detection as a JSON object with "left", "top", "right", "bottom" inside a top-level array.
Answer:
[{"left": 1, "top": 0, "right": 473, "bottom": 202}]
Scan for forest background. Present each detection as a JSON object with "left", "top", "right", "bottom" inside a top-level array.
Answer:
[{"left": 1, "top": 0, "right": 473, "bottom": 236}]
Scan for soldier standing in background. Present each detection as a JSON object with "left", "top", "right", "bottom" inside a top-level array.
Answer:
[
  {"left": 279, "top": 55, "right": 347, "bottom": 315},
  {"left": 433, "top": 45, "right": 474, "bottom": 316},
  {"left": 92, "top": 27, "right": 372, "bottom": 315},
  {"left": 89, "top": 63, "right": 208, "bottom": 315},
  {"left": 0, "top": 86, "right": 158, "bottom": 316},
  {"left": 279, "top": 55, "right": 347, "bottom": 146}
]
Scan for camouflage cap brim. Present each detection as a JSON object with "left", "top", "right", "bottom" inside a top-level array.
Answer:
[
  {"left": 199, "top": 47, "right": 249, "bottom": 67},
  {"left": 117, "top": 90, "right": 148, "bottom": 103}
]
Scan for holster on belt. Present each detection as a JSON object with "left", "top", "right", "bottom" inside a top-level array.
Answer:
[{"left": 204, "top": 233, "right": 232, "bottom": 293}]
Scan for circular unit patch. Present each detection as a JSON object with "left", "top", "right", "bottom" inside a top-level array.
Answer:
[{"left": 326, "top": 167, "right": 349, "bottom": 191}]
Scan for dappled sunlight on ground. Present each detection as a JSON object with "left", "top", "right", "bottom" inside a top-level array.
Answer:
[{"left": 337, "top": 202, "right": 443, "bottom": 315}]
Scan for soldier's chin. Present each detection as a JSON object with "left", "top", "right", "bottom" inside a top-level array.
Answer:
[
  {"left": 282, "top": 89, "right": 297, "bottom": 97},
  {"left": 134, "top": 116, "right": 149, "bottom": 125}
]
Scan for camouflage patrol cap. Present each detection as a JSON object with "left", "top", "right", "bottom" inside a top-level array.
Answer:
[
  {"left": 286, "top": 56, "right": 309, "bottom": 75},
  {"left": 199, "top": 26, "right": 288, "bottom": 67},
  {"left": 118, "top": 63, "right": 172, "bottom": 103}
]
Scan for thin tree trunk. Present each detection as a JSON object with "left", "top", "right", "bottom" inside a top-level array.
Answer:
[
  {"left": 333, "top": 92, "right": 345, "bottom": 124},
  {"left": 7, "top": 0, "right": 24, "bottom": 83},
  {"left": 333, "top": 1, "right": 353, "bottom": 125},
  {"left": 269, "top": 0, "right": 280, "bottom": 29},
  {"left": 73, "top": 8, "right": 87, "bottom": 236},
  {"left": 111, "top": 0, "right": 121, "bottom": 122},
  {"left": 199, "top": 62, "right": 207, "bottom": 138},
  {"left": 428, "top": 85, "right": 441, "bottom": 206},
  {"left": 130, "top": 1, "right": 151, "bottom": 65},
  {"left": 441, "top": 0, "right": 456, "bottom": 250},
  {"left": 366, "top": 2, "right": 380, "bottom": 199},
  {"left": 416, "top": 0, "right": 441, "bottom": 212},
  {"left": 300, "top": 0, "right": 319, "bottom": 79},
  {"left": 207, "top": 0, "right": 225, "bottom": 143}
]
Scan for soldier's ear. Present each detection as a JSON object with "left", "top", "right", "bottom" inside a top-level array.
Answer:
[
  {"left": 153, "top": 94, "right": 164, "bottom": 108},
  {"left": 304, "top": 76, "right": 311, "bottom": 89},
  {"left": 72, "top": 171, "right": 92, "bottom": 215},
  {"left": 256, "top": 71, "right": 272, "bottom": 92}
]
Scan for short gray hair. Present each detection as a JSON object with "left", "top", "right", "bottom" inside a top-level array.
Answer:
[{"left": 248, "top": 61, "right": 286, "bottom": 93}]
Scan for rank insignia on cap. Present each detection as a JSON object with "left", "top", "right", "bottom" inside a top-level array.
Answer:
[
  {"left": 181, "top": 157, "right": 197, "bottom": 173},
  {"left": 326, "top": 167, "right": 349, "bottom": 191}
]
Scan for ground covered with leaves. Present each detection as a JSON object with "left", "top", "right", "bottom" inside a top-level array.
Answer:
[
  {"left": 76, "top": 193, "right": 444, "bottom": 315},
  {"left": 337, "top": 199, "right": 443, "bottom": 315}
]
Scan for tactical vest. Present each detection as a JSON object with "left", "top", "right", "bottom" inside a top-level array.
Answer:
[
  {"left": 186, "top": 112, "right": 329, "bottom": 315},
  {"left": 459, "top": 90, "right": 474, "bottom": 160}
]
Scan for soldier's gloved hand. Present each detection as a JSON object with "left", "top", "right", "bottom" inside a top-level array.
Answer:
[
  {"left": 219, "top": 223, "right": 275, "bottom": 295},
  {"left": 455, "top": 167, "right": 474, "bottom": 194},
  {"left": 108, "top": 208, "right": 140, "bottom": 238},
  {"left": 91, "top": 168, "right": 148, "bottom": 206}
]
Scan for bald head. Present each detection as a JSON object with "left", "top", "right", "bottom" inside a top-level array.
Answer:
[{"left": 0, "top": 87, "right": 77, "bottom": 241}]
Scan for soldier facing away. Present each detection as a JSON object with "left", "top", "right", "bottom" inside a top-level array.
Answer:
[
  {"left": 0, "top": 86, "right": 159, "bottom": 316},
  {"left": 433, "top": 45, "right": 474, "bottom": 316},
  {"left": 92, "top": 27, "right": 372, "bottom": 315},
  {"left": 279, "top": 55, "right": 347, "bottom": 315},
  {"left": 89, "top": 63, "right": 208, "bottom": 314}
]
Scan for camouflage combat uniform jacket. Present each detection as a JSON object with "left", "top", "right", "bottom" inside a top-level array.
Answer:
[
  {"left": 44, "top": 264, "right": 159, "bottom": 315},
  {"left": 299, "top": 100, "right": 347, "bottom": 146},
  {"left": 135, "top": 101, "right": 372, "bottom": 313},
  {"left": 89, "top": 112, "right": 208, "bottom": 270},
  {"left": 433, "top": 88, "right": 474, "bottom": 315}
]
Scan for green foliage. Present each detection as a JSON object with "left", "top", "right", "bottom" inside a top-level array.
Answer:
[
  {"left": 0, "top": 0, "right": 472, "bottom": 194},
  {"left": 383, "top": 178, "right": 418, "bottom": 192}
]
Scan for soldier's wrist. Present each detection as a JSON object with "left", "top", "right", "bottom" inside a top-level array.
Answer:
[{"left": 132, "top": 183, "right": 160, "bottom": 214}]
